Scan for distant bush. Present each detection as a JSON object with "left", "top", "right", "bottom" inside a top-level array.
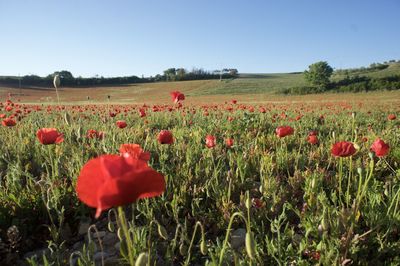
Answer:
[
  {"left": 335, "top": 63, "right": 390, "bottom": 75},
  {"left": 282, "top": 75, "right": 400, "bottom": 95}
]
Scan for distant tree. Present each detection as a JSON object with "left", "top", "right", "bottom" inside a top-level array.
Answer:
[
  {"left": 163, "top": 68, "right": 176, "bottom": 81},
  {"left": 304, "top": 61, "right": 333, "bottom": 87},
  {"left": 229, "top": 68, "right": 239, "bottom": 76},
  {"left": 176, "top": 68, "right": 186, "bottom": 80}
]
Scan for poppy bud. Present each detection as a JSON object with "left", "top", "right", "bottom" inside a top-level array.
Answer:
[
  {"left": 135, "top": 252, "right": 149, "bottom": 266},
  {"left": 245, "top": 231, "right": 256, "bottom": 259},
  {"left": 64, "top": 112, "right": 71, "bottom": 126},
  {"left": 117, "top": 227, "right": 123, "bottom": 240},
  {"left": 245, "top": 191, "right": 251, "bottom": 209},
  {"left": 53, "top": 74, "right": 60, "bottom": 89},
  {"left": 157, "top": 224, "right": 168, "bottom": 240},
  {"left": 357, "top": 167, "right": 363, "bottom": 176},
  {"left": 179, "top": 243, "right": 188, "bottom": 256},
  {"left": 200, "top": 239, "right": 207, "bottom": 255}
]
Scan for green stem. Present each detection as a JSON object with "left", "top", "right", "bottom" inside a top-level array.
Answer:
[
  {"left": 117, "top": 206, "right": 135, "bottom": 266},
  {"left": 184, "top": 221, "right": 204, "bottom": 266},
  {"left": 346, "top": 157, "right": 353, "bottom": 207},
  {"left": 218, "top": 212, "right": 248, "bottom": 265}
]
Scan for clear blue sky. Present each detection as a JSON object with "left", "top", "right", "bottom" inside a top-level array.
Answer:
[{"left": 0, "top": 0, "right": 399, "bottom": 77}]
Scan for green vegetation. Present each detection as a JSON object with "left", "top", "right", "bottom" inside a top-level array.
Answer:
[
  {"left": 304, "top": 61, "right": 334, "bottom": 87},
  {"left": 0, "top": 100, "right": 399, "bottom": 265}
]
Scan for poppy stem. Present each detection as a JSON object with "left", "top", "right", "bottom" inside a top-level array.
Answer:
[
  {"left": 117, "top": 206, "right": 135, "bottom": 266},
  {"left": 338, "top": 157, "right": 343, "bottom": 204},
  {"left": 184, "top": 221, "right": 205, "bottom": 266},
  {"left": 346, "top": 157, "right": 353, "bottom": 207},
  {"left": 218, "top": 212, "right": 248, "bottom": 265}
]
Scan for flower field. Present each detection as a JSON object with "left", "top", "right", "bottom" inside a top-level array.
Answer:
[{"left": 0, "top": 92, "right": 399, "bottom": 265}]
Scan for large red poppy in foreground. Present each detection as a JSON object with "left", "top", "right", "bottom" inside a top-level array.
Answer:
[{"left": 76, "top": 154, "right": 165, "bottom": 218}]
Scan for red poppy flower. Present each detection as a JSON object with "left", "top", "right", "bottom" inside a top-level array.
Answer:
[
  {"left": 252, "top": 198, "right": 264, "bottom": 208},
  {"left": 139, "top": 109, "right": 146, "bottom": 117},
  {"left": 205, "top": 135, "right": 216, "bottom": 148},
  {"left": 225, "top": 138, "right": 234, "bottom": 148},
  {"left": 308, "top": 130, "right": 318, "bottom": 136},
  {"left": 307, "top": 135, "right": 318, "bottom": 145},
  {"left": 276, "top": 126, "right": 294, "bottom": 138},
  {"left": 87, "top": 129, "right": 104, "bottom": 139},
  {"left": 158, "top": 130, "right": 173, "bottom": 144},
  {"left": 388, "top": 114, "right": 396, "bottom": 120},
  {"left": 170, "top": 91, "right": 185, "bottom": 103},
  {"left": 370, "top": 138, "right": 390, "bottom": 157},
  {"left": 37, "top": 128, "right": 64, "bottom": 145},
  {"left": 331, "top": 141, "right": 356, "bottom": 157},
  {"left": 76, "top": 155, "right": 165, "bottom": 218},
  {"left": 231, "top": 99, "right": 237, "bottom": 104},
  {"left": 119, "top": 144, "right": 150, "bottom": 162},
  {"left": 2, "top": 117, "right": 16, "bottom": 127},
  {"left": 116, "top": 120, "right": 127, "bottom": 129}
]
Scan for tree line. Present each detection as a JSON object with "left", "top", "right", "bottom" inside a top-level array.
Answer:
[{"left": 0, "top": 67, "right": 239, "bottom": 87}]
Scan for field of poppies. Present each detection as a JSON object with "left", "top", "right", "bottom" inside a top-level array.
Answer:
[{"left": 0, "top": 90, "right": 399, "bottom": 265}]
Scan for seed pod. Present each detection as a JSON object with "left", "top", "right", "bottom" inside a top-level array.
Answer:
[
  {"left": 117, "top": 227, "right": 123, "bottom": 240},
  {"left": 357, "top": 167, "right": 363, "bottom": 176},
  {"left": 200, "top": 239, "right": 207, "bottom": 255},
  {"left": 179, "top": 243, "right": 188, "bottom": 256},
  {"left": 245, "top": 231, "right": 256, "bottom": 260},
  {"left": 157, "top": 224, "right": 168, "bottom": 240},
  {"left": 53, "top": 74, "right": 61, "bottom": 89},
  {"left": 135, "top": 252, "right": 149, "bottom": 266},
  {"left": 107, "top": 222, "right": 115, "bottom": 232},
  {"left": 64, "top": 112, "right": 71, "bottom": 126},
  {"left": 245, "top": 191, "right": 251, "bottom": 209}
]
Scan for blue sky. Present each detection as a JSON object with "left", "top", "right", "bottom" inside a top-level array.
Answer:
[{"left": 0, "top": 0, "right": 399, "bottom": 77}]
